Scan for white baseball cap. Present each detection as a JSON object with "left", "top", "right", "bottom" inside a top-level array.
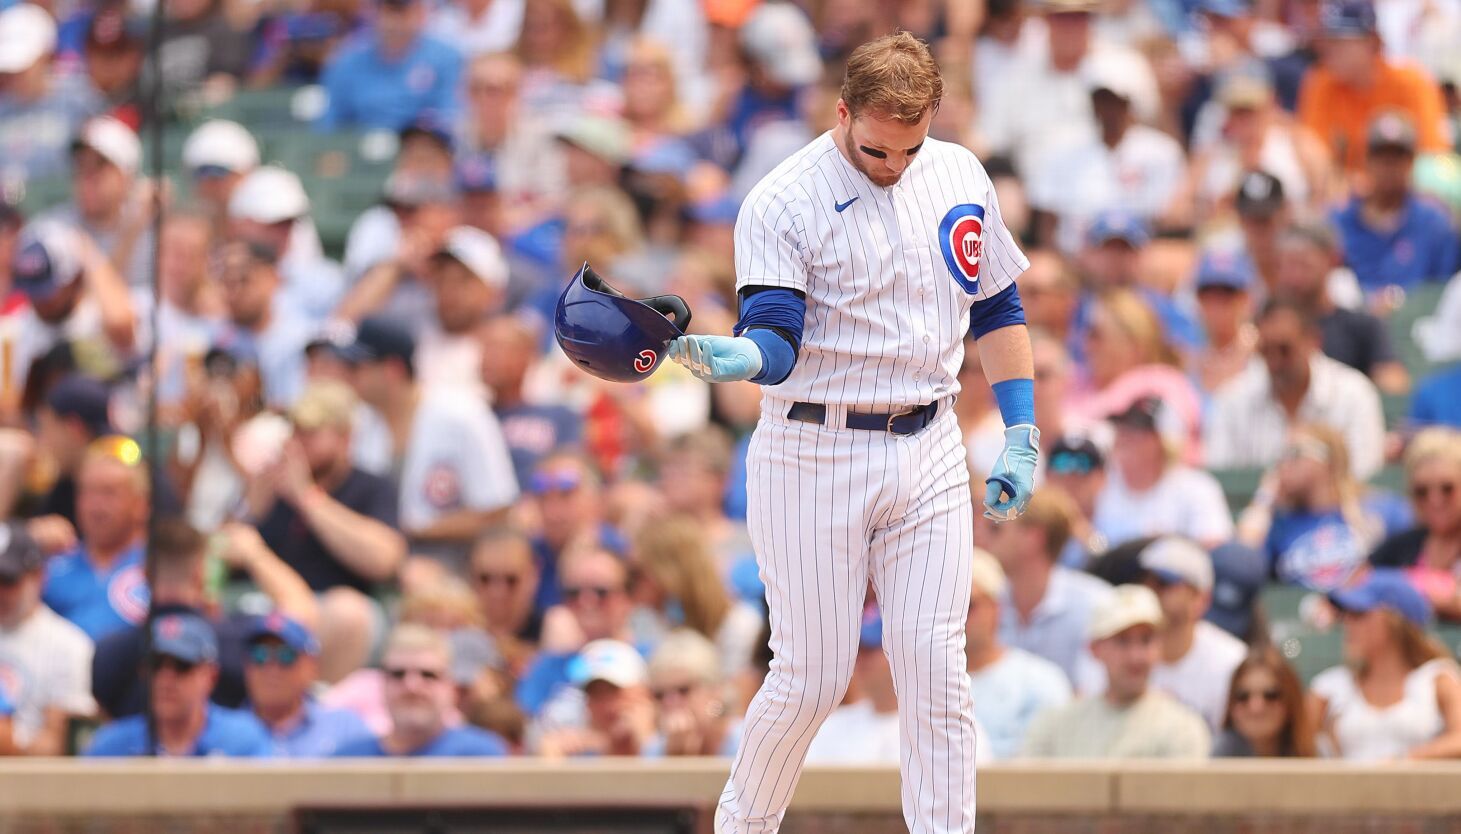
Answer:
[
  {"left": 182, "top": 120, "right": 260, "bottom": 174},
  {"left": 0, "top": 4, "right": 57, "bottom": 73},
  {"left": 436, "top": 227, "right": 507, "bottom": 288},
  {"left": 72, "top": 116, "right": 141, "bottom": 178},
  {"left": 1085, "top": 51, "right": 1145, "bottom": 103},
  {"left": 228, "top": 165, "right": 310, "bottom": 224},
  {"left": 1088, "top": 584, "right": 1164, "bottom": 642},
  {"left": 570, "top": 639, "right": 648, "bottom": 689},
  {"left": 969, "top": 547, "right": 1008, "bottom": 599},
  {"left": 1139, "top": 537, "right": 1214, "bottom": 592},
  {"left": 739, "top": 3, "right": 823, "bottom": 88}
]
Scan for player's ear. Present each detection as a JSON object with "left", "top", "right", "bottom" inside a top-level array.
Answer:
[{"left": 836, "top": 98, "right": 851, "bottom": 125}]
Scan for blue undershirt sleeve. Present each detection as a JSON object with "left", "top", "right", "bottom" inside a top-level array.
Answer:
[
  {"left": 967, "top": 282, "right": 1027, "bottom": 340},
  {"left": 734, "top": 287, "right": 807, "bottom": 386}
]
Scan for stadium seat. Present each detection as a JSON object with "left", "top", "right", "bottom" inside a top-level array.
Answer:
[
  {"left": 1259, "top": 584, "right": 1344, "bottom": 684},
  {"left": 201, "top": 86, "right": 310, "bottom": 128},
  {"left": 1390, "top": 283, "right": 1448, "bottom": 376},
  {"left": 1212, "top": 467, "right": 1264, "bottom": 517}
]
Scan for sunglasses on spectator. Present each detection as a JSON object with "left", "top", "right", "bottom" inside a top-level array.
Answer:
[
  {"left": 474, "top": 571, "right": 521, "bottom": 589},
  {"left": 563, "top": 585, "right": 621, "bottom": 603},
  {"left": 384, "top": 666, "right": 445, "bottom": 683},
  {"left": 1234, "top": 688, "right": 1282, "bottom": 706},
  {"left": 1048, "top": 451, "right": 1097, "bottom": 475},
  {"left": 149, "top": 655, "right": 199, "bottom": 675},
  {"left": 652, "top": 684, "right": 695, "bottom": 702},
  {"left": 247, "top": 644, "right": 301, "bottom": 667},
  {"left": 531, "top": 471, "right": 583, "bottom": 495},
  {"left": 1413, "top": 481, "right": 1457, "bottom": 502}
]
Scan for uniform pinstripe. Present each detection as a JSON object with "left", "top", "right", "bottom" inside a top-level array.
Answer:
[{"left": 719, "top": 133, "right": 1028, "bottom": 833}]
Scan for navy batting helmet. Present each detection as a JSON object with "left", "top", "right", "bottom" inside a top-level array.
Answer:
[{"left": 554, "top": 262, "right": 692, "bottom": 383}]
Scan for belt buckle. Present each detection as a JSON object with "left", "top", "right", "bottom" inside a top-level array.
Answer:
[{"left": 886, "top": 406, "right": 918, "bottom": 435}]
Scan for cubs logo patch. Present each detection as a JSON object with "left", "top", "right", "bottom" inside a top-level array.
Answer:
[
  {"left": 938, "top": 203, "right": 987, "bottom": 294},
  {"left": 109, "top": 565, "right": 149, "bottom": 625},
  {"left": 423, "top": 462, "right": 462, "bottom": 510},
  {"left": 633, "top": 349, "right": 657, "bottom": 374}
]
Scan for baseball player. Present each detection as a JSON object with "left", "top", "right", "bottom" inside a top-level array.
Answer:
[{"left": 668, "top": 33, "right": 1039, "bottom": 834}]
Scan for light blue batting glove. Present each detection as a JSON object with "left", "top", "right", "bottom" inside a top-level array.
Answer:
[
  {"left": 668, "top": 335, "right": 763, "bottom": 383},
  {"left": 983, "top": 424, "right": 1040, "bottom": 522}
]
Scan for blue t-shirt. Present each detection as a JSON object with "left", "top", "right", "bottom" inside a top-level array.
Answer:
[
  {"left": 0, "top": 72, "right": 105, "bottom": 182},
  {"left": 1411, "top": 365, "right": 1461, "bottom": 429},
  {"left": 1264, "top": 509, "right": 1371, "bottom": 590},
  {"left": 332, "top": 725, "right": 507, "bottom": 757},
  {"left": 1332, "top": 195, "right": 1461, "bottom": 291},
  {"left": 0, "top": 684, "right": 14, "bottom": 717},
  {"left": 84, "top": 705, "right": 273, "bottom": 757},
  {"left": 263, "top": 700, "right": 374, "bottom": 758},
  {"left": 316, "top": 32, "right": 463, "bottom": 131},
  {"left": 42, "top": 543, "right": 150, "bottom": 642}
]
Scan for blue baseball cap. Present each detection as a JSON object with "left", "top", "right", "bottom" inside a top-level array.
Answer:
[
  {"left": 151, "top": 612, "right": 219, "bottom": 664},
  {"left": 45, "top": 374, "right": 114, "bottom": 436},
  {"left": 1320, "top": 0, "right": 1377, "bottom": 36},
  {"left": 1329, "top": 569, "right": 1432, "bottom": 627},
  {"left": 1198, "top": 0, "right": 1250, "bottom": 17},
  {"left": 454, "top": 153, "right": 497, "bottom": 194},
  {"left": 1195, "top": 247, "right": 1257, "bottom": 291},
  {"left": 689, "top": 194, "right": 740, "bottom": 225},
  {"left": 245, "top": 613, "right": 320, "bottom": 655},
  {"left": 1086, "top": 211, "right": 1150, "bottom": 248},
  {"left": 399, "top": 116, "right": 454, "bottom": 153},
  {"left": 334, "top": 316, "right": 415, "bottom": 373},
  {"left": 11, "top": 222, "right": 81, "bottom": 302}
]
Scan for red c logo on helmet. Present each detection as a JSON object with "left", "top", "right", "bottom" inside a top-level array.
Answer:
[{"left": 633, "top": 349, "right": 656, "bottom": 373}]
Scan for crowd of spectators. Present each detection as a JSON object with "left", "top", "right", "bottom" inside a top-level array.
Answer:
[{"left": 0, "top": 0, "right": 1460, "bottom": 763}]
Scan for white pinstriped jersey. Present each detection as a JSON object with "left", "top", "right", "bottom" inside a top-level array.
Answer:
[{"left": 735, "top": 132, "right": 1029, "bottom": 410}]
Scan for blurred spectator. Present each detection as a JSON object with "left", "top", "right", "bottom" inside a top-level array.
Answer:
[
  {"left": 0, "top": 688, "right": 13, "bottom": 754},
  {"left": 1238, "top": 424, "right": 1384, "bottom": 589},
  {"left": 643, "top": 629, "right": 738, "bottom": 757},
  {"left": 536, "top": 638, "right": 655, "bottom": 757},
  {"left": 1191, "top": 246, "right": 1258, "bottom": 395},
  {"left": 91, "top": 517, "right": 318, "bottom": 719},
  {"left": 174, "top": 345, "right": 268, "bottom": 530},
  {"left": 1028, "top": 65, "right": 1184, "bottom": 254},
  {"left": 1331, "top": 113, "right": 1460, "bottom": 292},
  {"left": 80, "top": 6, "right": 145, "bottom": 128},
  {"left": 249, "top": 4, "right": 354, "bottom": 87},
  {"left": 971, "top": 0, "right": 1043, "bottom": 133},
  {"left": 1076, "top": 215, "right": 1205, "bottom": 356},
  {"left": 1371, "top": 428, "right": 1461, "bottom": 618},
  {"left": 1079, "top": 538, "right": 1247, "bottom": 730},
  {"left": 468, "top": 526, "right": 541, "bottom": 676},
  {"left": 1093, "top": 397, "right": 1233, "bottom": 549},
  {"left": 343, "top": 316, "right": 518, "bottom": 570},
  {"left": 243, "top": 614, "right": 372, "bottom": 757},
  {"left": 150, "top": 0, "right": 253, "bottom": 102},
  {"left": 180, "top": 120, "right": 259, "bottom": 241},
  {"left": 1233, "top": 169, "right": 1294, "bottom": 291},
  {"left": 457, "top": 52, "right": 561, "bottom": 217},
  {"left": 85, "top": 611, "right": 271, "bottom": 757},
  {"left": 317, "top": 0, "right": 463, "bottom": 131},
  {"left": 1019, "top": 251, "right": 1082, "bottom": 349},
  {"left": 621, "top": 39, "right": 698, "bottom": 156},
  {"left": 41, "top": 437, "right": 150, "bottom": 642},
  {"left": 973, "top": 330, "right": 1081, "bottom": 481},
  {"left": 519, "top": 545, "right": 637, "bottom": 716},
  {"left": 514, "top": 0, "right": 609, "bottom": 121},
  {"left": 965, "top": 548, "right": 1071, "bottom": 759},
  {"left": 28, "top": 375, "right": 113, "bottom": 534},
  {"left": 1044, "top": 433, "right": 1109, "bottom": 567},
  {"left": 1311, "top": 569, "right": 1461, "bottom": 759},
  {"left": 630, "top": 514, "right": 762, "bottom": 679},
  {"left": 595, "top": 0, "right": 710, "bottom": 103},
  {"left": 341, "top": 120, "right": 456, "bottom": 281},
  {"left": 1410, "top": 364, "right": 1461, "bottom": 429},
  {"left": 334, "top": 624, "right": 507, "bottom": 756},
  {"left": 245, "top": 379, "right": 405, "bottom": 681},
  {"left": 212, "top": 238, "right": 313, "bottom": 408},
  {"left": 989, "top": 488, "right": 1114, "bottom": 682},
  {"left": 227, "top": 165, "right": 345, "bottom": 323},
  {"left": 427, "top": 0, "right": 522, "bottom": 56},
  {"left": 0, "top": 4, "right": 103, "bottom": 182},
  {"left": 1214, "top": 646, "right": 1316, "bottom": 757},
  {"left": 1023, "top": 584, "right": 1211, "bottom": 758},
  {"left": 525, "top": 450, "right": 622, "bottom": 613},
  {"left": 0, "top": 520, "right": 94, "bottom": 754},
  {"left": 658, "top": 430, "right": 750, "bottom": 571},
  {"left": 1206, "top": 300, "right": 1386, "bottom": 478},
  {"left": 416, "top": 227, "right": 509, "bottom": 395},
  {"left": 139, "top": 212, "right": 223, "bottom": 407},
  {"left": 338, "top": 173, "right": 458, "bottom": 331},
  {"left": 1298, "top": 0, "right": 1449, "bottom": 176},
  {"left": 480, "top": 315, "right": 582, "bottom": 487}
]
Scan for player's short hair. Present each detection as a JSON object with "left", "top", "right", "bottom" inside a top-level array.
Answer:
[
  {"left": 841, "top": 31, "right": 944, "bottom": 123},
  {"left": 1017, "top": 488, "right": 1077, "bottom": 563}
]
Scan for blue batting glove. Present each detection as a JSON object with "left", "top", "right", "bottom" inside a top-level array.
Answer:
[
  {"left": 668, "top": 335, "right": 763, "bottom": 383},
  {"left": 983, "top": 424, "right": 1040, "bottom": 522}
]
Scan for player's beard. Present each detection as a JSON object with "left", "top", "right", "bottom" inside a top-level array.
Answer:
[{"left": 839, "top": 128, "right": 901, "bottom": 188}]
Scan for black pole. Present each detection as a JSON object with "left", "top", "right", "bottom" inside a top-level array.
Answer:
[{"left": 141, "top": 0, "right": 168, "bottom": 758}]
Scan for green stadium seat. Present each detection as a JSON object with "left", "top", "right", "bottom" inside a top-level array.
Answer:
[
  {"left": 1381, "top": 391, "right": 1410, "bottom": 430},
  {"left": 1368, "top": 463, "right": 1407, "bottom": 495},
  {"left": 1260, "top": 584, "right": 1344, "bottom": 684},
  {"left": 1389, "top": 282, "right": 1448, "bottom": 377},
  {"left": 17, "top": 175, "right": 70, "bottom": 216},
  {"left": 201, "top": 86, "right": 309, "bottom": 128},
  {"left": 1212, "top": 467, "right": 1264, "bottom": 517}
]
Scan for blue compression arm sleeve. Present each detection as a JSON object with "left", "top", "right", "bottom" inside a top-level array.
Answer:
[
  {"left": 968, "top": 282, "right": 1026, "bottom": 339},
  {"left": 734, "top": 287, "right": 807, "bottom": 385},
  {"left": 991, "top": 378, "right": 1035, "bottom": 426}
]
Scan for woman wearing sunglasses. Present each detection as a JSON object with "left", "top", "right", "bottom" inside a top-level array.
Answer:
[
  {"left": 1370, "top": 428, "right": 1461, "bottom": 620},
  {"left": 1214, "top": 647, "right": 1315, "bottom": 757},
  {"left": 1309, "top": 569, "right": 1461, "bottom": 760}
]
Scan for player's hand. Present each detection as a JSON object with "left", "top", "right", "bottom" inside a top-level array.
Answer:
[
  {"left": 668, "top": 335, "right": 762, "bottom": 383},
  {"left": 983, "top": 424, "right": 1040, "bottom": 523}
]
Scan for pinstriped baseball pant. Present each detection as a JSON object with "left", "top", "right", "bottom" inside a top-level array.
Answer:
[{"left": 717, "top": 397, "right": 978, "bottom": 834}]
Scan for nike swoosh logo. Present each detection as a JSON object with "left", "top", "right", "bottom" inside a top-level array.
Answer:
[{"left": 835, "top": 197, "right": 859, "bottom": 213}]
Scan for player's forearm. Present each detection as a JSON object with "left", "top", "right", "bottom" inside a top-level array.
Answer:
[{"left": 975, "top": 324, "right": 1034, "bottom": 426}]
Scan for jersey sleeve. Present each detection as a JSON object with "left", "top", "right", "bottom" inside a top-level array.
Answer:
[
  {"left": 735, "top": 185, "right": 810, "bottom": 294},
  {"left": 975, "top": 162, "right": 1030, "bottom": 296}
]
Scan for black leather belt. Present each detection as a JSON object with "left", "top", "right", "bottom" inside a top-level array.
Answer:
[{"left": 786, "top": 400, "right": 940, "bottom": 436}]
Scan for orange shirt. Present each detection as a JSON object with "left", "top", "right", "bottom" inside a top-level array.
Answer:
[{"left": 1297, "top": 58, "right": 1449, "bottom": 173}]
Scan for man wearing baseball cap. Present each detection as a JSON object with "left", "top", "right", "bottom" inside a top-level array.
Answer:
[
  {"left": 0, "top": 3, "right": 104, "bottom": 180},
  {"left": 227, "top": 165, "right": 346, "bottom": 322},
  {"left": 964, "top": 549, "right": 1071, "bottom": 760},
  {"left": 85, "top": 612, "right": 272, "bottom": 756},
  {"left": 316, "top": 0, "right": 462, "bottom": 131},
  {"left": 0, "top": 520, "right": 96, "bottom": 755},
  {"left": 1192, "top": 245, "right": 1259, "bottom": 395},
  {"left": 243, "top": 614, "right": 371, "bottom": 757},
  {"left": 1298, "top": 0, "right": 1449, "bottom": 175},
  {"left": 417, "top": 227, "right": 508, "bottom": 394},
  {"left": 182, "top": 120, "right": 260, "bottom": 234},
  {"left": 1044, "top": 433, "right": 1110, "bottom": 567},
  {"left": 537, "top": 638, "right": 654, "bottom": 758},
  {"left": 213, "top": 237, "right": 315, "bottom": 407},
  {"left": 1023, "top": 584, "right": 1210, "bottom": 758},
  {"left": 1075, "top": 211, "right": 1204, "bottom": 352}
]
